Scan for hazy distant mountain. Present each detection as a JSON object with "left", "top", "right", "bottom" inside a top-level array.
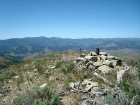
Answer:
[{"left": 0, "top": 37, "right": 140, "bottom": 60}]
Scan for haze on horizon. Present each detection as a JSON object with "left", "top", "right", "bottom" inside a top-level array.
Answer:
[{"left": 0, "top": 0, "right": 140, "bottom": 40}]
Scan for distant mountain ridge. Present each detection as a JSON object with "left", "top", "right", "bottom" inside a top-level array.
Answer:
[{"left": 0, "top": 37, "right": 140, "bottom": 60}]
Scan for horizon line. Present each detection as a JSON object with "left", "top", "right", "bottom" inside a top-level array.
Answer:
[{"left": 0, "top": 36, "right": 140, "bottom": 40}]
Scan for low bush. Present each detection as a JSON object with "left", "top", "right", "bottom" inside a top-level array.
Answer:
[
  {"left": 13, "top": 96, "right": 24, "bottom": 105},
  {"left": 61, "top": 63, "right": 75, "bottom": 74},
  {"left": 105, "top": 94, "right": 118, "bottom": 105},
  {"left": 13, "top": 85, "right": 61, "bottom": 105},
  {"left": 55, "top": 61, "right": 63, "bottom": 68},
  {"left": 36, "top": 65, "right": 44, "bottom": 74},
  {"left": 66, "top": 63, "right": 75, "bottom": 72},
  {"left": 0, "top": 70, "right": 16, "bottom": 83}
]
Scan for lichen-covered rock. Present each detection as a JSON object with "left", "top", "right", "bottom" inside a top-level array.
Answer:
[{"left": 93, "top": 61, "right": 103, "bottom": 67}]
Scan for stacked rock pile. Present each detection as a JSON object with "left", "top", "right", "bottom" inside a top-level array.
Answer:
[{"left": 74, "top": 51, "right": 122, "bottom": 74}]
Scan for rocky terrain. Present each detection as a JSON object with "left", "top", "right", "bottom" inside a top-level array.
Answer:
[{"left": 0, "top": 50, "right": 140, "bottom": 105}]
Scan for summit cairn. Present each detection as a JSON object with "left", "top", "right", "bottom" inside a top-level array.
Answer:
[{"left": 74, "top": 48, "right": 122, "bottom": 74}]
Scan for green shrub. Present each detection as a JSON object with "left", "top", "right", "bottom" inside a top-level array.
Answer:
[
  {"left": 34, "top": 86, "right": 53, "bottom": 101},
  {"left": 13, "top": 96, "right": 24, "bottom": 105},
  {"left": 0, "top": 87, "right": 10, "bottom": 96},
  {"left": 50, "top": 95, "right": 60, "bottom": 105},
  {"left": 55, "top": 61, "right": 63, "bottom": 68},
  {"left": 13, "top": 86, "right": 61, "bottom": 105},
  {"left": 61, "top": 63, "right": 75, "bottom": 74},
  {"left": 119, "top": 71, "right": 140, "bottom": 99},
  {"left": 61, "top": 67, "right": 67, "bottom": 74},
  {"left": 33, "top": 99, "right": 44, "bottom": 105},
  {"left": 36, "top": 65, "right": 44, "bottom": 74},
  {"left": 66, "top": 63, "right": 75, "bottom": 72},
  {"left": 0, "top": 70, "right": 16, "bottom": 83},
  {"left": 63, "top": 77, "right": 74, "bottom": 90},
  {"left": 105, "top": 94, "right": 118, "bottom": 105},
  {"left": 81, "top": 84, "right": 86, "bottom": 89}
]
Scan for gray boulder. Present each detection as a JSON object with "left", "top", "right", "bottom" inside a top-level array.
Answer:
[
  {"left": 103, "top": 60, "right": 113, "bottom": 67},
  {"left": 98, "top": 65, "right": 111, "bottom": 73},
  {"left": 111, "top": 59, "right": 122, "bottom": 67},
  {"left": 100, "top": 55, "right": 106, "bottom": 60},
  {"left": 90, "top": 52, "right": 97, "bottom": 56},
  {"left": 85, "top": 56, "right": 97, "bottom": 62}
]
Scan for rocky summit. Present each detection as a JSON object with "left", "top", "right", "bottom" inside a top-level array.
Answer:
[
  {"left": 0, "top": 50, "right": 140, "bottom": 105},
  {"left": 75, "top": 51, "right": 121, "bottom": 71}
]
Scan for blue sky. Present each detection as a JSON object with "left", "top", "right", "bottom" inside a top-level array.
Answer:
[{"left": 0, "top": 0, "right": 140, "bottom": 39}]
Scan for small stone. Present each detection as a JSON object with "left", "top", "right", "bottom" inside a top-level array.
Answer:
[
  {"left": 34, "top": 69, "right": 37, "bottom": 72},
  {"left": 49, "top": 76, "right": 55, "bottom": 81},
  {"left": 13, "top": 76, "right": 19, "bottom": 79},
  {"left": 49, "top": 65, "right": 55, "bottom": 69},
  {"left": 44, "top": 70, "right": 49, "bottom": 74},
  {"left": 69, "top": 82, "right": 75, "bottom": 88},
  {"left": 40, "top": 83, "right": 47, "bottom": 88}
]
